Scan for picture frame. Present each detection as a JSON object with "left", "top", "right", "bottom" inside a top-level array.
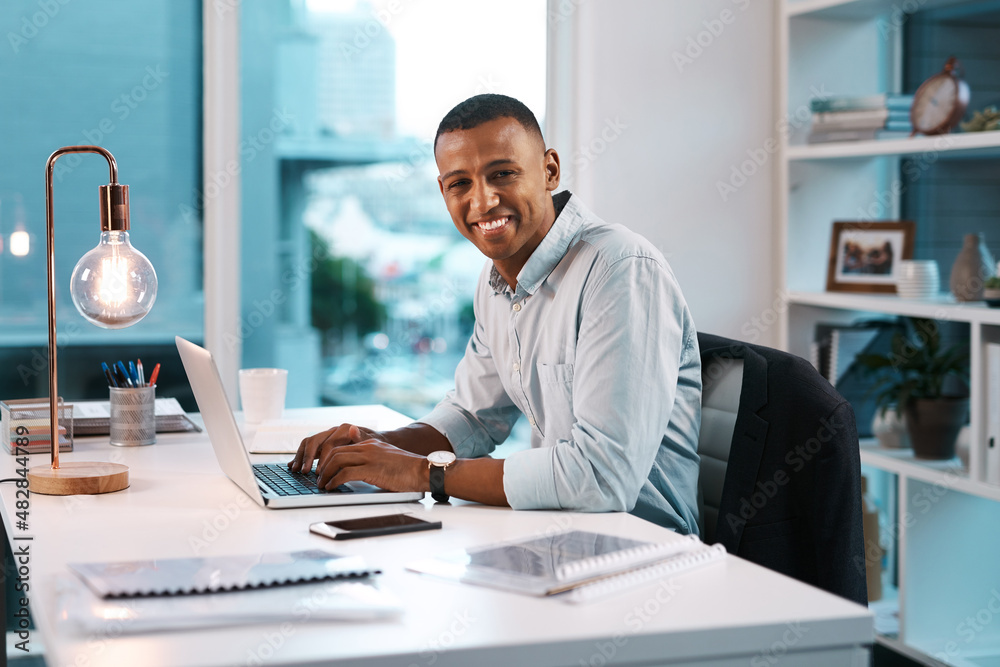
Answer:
[{"left": 826, "top": 220, "right": 916, "bottom": 293}]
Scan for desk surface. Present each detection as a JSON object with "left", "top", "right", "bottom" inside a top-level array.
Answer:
[{"left": 1, "top": 406, "right": 872, "bottom": 667}]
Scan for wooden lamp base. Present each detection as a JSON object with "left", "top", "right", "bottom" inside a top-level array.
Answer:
[{"left": 27, "top": 462, "right": 129, "bottom": 495}]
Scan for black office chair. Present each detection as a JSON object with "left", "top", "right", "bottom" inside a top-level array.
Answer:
[{"left": 696, "top": 332, "right": 868, "bottom": 606}]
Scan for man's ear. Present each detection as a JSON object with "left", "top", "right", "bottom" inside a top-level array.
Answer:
[
  {"left": 544, "top": 148, "right": 560, "bottom": 191},
  {"left": 437, "top": 176, "right": 445, "bottom": 198}
]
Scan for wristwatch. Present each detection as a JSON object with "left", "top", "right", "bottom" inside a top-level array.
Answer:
[{"left": 427, "top": 450, "right": 456, "bottom": 503}]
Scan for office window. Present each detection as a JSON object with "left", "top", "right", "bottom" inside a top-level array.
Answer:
[
  {"left": 0, "top": 1, "right": 203, "bottom": 405},
  {"left": 239, "top": 0, "right": 546, "bottom": 417}
]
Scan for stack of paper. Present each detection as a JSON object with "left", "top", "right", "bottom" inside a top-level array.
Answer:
[
  {"left": 58, "top": 549, "right": 401, "bottom": 633},
  {"left": 71, "top": 397, "right": 200, "bottom": 435}
]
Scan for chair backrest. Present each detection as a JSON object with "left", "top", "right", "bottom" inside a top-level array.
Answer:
[
  {"left": 696, "top": 356, "right": 744, "bottom": 544},
  {"left": 695, "top": 332, "right": 867, "bottom": 606}
]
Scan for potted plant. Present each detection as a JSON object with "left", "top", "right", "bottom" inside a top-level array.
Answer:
[
  {"left": 984, "top": 276, "right": 1000, "bottom": 307},
  {"left": 856, "top": 318, "right": 969, "bottom": 460}
]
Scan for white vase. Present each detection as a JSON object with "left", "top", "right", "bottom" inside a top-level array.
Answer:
[{"left": 872, "top": 408, "right": 911, "bottom": 449}]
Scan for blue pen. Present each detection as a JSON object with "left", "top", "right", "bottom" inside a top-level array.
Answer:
[
  {"left": 102, "top": 362, "right": 118, "bottom": 388},
  {"left": 128, "top": 361, "right": 140, "bottom": 386},
  {"left": 116, "top": 361, "right": 133, "bottom": 387}
]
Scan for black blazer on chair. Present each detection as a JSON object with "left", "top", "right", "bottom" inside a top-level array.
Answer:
[{"left": 698, "top": 333, "right": 867, "bottom": 606}]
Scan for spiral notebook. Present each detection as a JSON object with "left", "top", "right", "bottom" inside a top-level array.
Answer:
[
  {"left": 69, "top": 549, "right": 378, "bottom": 599},
  {"left": 406, "top": 530, "right": 726, "bottom": 601}
]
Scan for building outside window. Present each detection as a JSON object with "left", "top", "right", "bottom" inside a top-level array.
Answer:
[{"left": 239, "top": 0, "right": 546, "bottom": 419}]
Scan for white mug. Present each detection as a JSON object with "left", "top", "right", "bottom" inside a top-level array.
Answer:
[{"left": 238, "top": 368, "right": 288, "bottom": 424}]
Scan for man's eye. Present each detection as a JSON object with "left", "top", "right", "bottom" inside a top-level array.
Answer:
[
  {"left": 494, "top": 171, "right": 514, "bottom": 178},
  {"left": 448, "top": 180, "right": 470, "bottom": 190}
]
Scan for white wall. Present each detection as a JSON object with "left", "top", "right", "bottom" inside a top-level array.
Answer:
[{"left": 548, "top": 0, "right": 779, "bottom": 345}]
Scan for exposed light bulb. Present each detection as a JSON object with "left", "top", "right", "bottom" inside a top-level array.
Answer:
[
  {"left": 10, "top": 229, "right": 29, "bottom": 257},
  {"left": 70, "top": 230, "right": 157, "bottom": 329}
]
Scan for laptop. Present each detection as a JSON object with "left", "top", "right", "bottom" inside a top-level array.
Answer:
[{"left": 175, "top": 336, "right": 424, "bottom": 509}]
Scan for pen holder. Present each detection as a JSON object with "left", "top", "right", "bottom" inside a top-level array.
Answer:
[{"left": 109, "top": 386, "right": 156, "bottom": 447}]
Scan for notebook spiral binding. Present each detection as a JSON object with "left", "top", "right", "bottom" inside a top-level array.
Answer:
[
  {"left": 560, "top": 542, "right": 728, "bottom": 604},
  {"left": 555, "top": 534, "right": 703, "bottom": 582}
]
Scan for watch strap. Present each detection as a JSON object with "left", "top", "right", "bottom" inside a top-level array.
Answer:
[{"left": 429, "top": 465, "right": 449, "bottom": 503}]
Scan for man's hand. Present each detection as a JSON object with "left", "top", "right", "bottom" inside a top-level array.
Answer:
[
  {"left": 289, "top": 424, "right": 428, "bottom": 492},
  {"left": 315, "top": 436, "right": 428, "bottom": 491},
  {"left": 289, "top": 423, "right": 380, "bottom": 474}
]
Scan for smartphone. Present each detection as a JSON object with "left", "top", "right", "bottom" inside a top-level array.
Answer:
[{"left": 309, "top": 513, "right": 442, "bottom": 540}]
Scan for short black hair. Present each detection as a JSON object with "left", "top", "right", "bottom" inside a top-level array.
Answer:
[{"left": 434, "top": 94, "right": 543, "bottom": 152}]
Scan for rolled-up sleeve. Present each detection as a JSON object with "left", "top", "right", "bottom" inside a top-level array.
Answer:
[{"left": 502, "top": 254, "right": 691, "bottom": 513}]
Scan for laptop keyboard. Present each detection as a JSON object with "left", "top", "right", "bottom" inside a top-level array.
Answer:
[{"left": 253, "top": 463, "right": 353, "bottom": 496}]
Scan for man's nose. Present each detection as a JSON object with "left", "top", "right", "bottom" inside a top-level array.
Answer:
[{"left": 470, "top": 180, "right": 499, "bottom": 215}]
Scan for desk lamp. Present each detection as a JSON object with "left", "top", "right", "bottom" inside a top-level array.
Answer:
[{"left": 27, "top": 145, "right": 157, "bottom": 495}]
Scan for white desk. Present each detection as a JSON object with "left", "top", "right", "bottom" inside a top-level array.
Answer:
[{"left": 1, "top": 406, "right": 872, "bottom": 667}]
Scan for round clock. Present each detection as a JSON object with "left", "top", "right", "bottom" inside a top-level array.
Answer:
[{"left": 910, "top": 56, "right": 970, "bottom": 136}]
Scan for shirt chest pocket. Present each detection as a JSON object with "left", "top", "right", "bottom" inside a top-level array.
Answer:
[{"left": 535, "top": 363, "right": 575, "bottom": 441}]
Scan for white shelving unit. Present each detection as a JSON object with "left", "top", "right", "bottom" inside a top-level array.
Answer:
[{"left": 780, "top": 2, "right": 1000, "bottom": 665}]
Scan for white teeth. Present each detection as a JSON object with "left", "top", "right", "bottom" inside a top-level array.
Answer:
[{"left": 478, "top": 217, "right": 508, "bottom": 231}]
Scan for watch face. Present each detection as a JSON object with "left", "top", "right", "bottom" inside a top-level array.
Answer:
[{"left": 428, "top": 450, "right": 456, "bottom": 466}]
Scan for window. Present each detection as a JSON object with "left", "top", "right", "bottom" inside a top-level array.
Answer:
[
  {"left": 239, "top": 0, "right": 546, "bottom": 417},
  {"left": 0, "top": 1, "right": 203, "bottom": 407}
]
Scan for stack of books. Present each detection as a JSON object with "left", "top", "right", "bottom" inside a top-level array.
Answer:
[
  {"left": 809, "top": 93, "right": 914, "bottom": 143},
  {"left": 811, "top": 320, "right": 902, "bottom": 437}
]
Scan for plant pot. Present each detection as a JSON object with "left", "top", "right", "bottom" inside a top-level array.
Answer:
[
  {"left": 903, "top": 398, "right": 969, "bottom": 460},
  {"left": 984, "top": 287, "right": 1000, "bottom": 307},
  {"left": 872, "top": 407, "right": 910, "bottom": 449}
]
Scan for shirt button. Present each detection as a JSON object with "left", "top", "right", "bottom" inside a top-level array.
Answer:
[
  {"left": 512, "top": 362, "right": 520, "bottom": 372},
  {"left": 512, "top": 303, "right": 521, "bottom": 312},
  {"left": 529, "top": 417, "right": 536, "bottom": 427}
]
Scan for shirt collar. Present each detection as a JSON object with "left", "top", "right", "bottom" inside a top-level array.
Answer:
[{"left": 488, "top": 191, "right": 581, "bottom": 295}]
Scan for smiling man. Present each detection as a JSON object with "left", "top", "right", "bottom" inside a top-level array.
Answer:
[{"left": 291, "top": 94, "right": 702, "bottom": 534}]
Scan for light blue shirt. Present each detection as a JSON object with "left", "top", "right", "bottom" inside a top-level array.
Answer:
[{"left": 419, "top": 192, "right": 702, "bottom": 534}]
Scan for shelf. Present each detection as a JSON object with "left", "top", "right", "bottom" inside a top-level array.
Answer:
[
  {"left": 875, "top": 635, "right": 951, "bottom": 667},
  {"left": 860, "top": 440, "right": 1000, "bottom": 503},
  {"left": 786, "top": 0, "right": 989, "bottom": 19},
  {"left": 871, "top": 578, "right": 900, "bottom": 637},
  {"left": 787, "top": 291, "right": 1000, "bottom": 325},
  {"left": 787, "top": 131, "right": 1000, "bottom": 162}
]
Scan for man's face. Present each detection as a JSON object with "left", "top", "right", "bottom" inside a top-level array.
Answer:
[{"left": 436, "top": 117, "right": 560, "bottom": 279}]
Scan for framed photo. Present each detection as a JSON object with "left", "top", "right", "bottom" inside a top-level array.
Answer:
[{"left": 826, "top": 221, "right": 916, "bottom": 293}]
